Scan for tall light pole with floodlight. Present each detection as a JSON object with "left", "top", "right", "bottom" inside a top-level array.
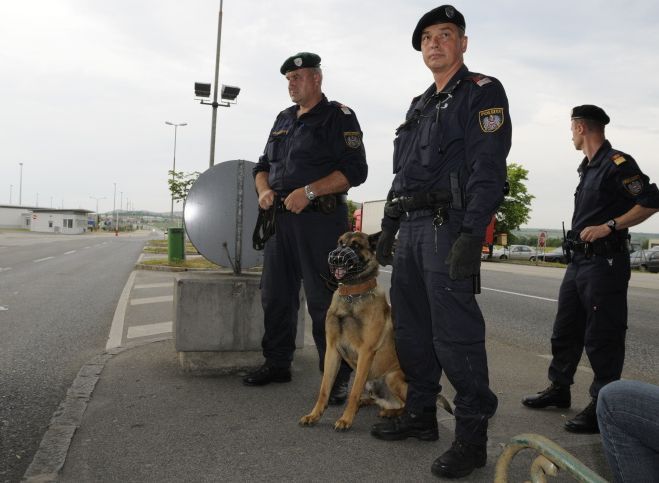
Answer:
[
  {"left": 90, "top": 196, "right": 106, "bottom": 229},
  {"left": 194, "top": 0, "right": 241, "bottom": 168},
  {"left": 165, "top": 121, "right": 187, "bottom": 221}
]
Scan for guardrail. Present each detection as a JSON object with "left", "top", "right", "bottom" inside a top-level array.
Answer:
[{"left": 494, "top": 433, "right": 607, "bottom": 483}]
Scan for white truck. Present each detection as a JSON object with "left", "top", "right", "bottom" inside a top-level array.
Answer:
[{"left": 355, "top": 199, "right": 386, "bottom": 234}]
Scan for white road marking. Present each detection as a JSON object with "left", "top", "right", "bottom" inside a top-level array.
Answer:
[
  {"left": 106, "top": 270, "right": 137, "bottom": 350},
  {"left": 0, "top": 306, "right": 8, "bottom": 311},
  {"left": 0, "top": 267, "right": 12, "bottom": 272},
  {"left": 482, "top": 287, "right": 558, "bottom": 302},
  {"left": 130, "top": 295, "right": 173, "bottom": 305},
  {"left": 34, "top": 257, "right": 55, "bottom": 263},
  {"left": 538, "top": 354, "right": 593, "bottom": 374},
  {"left": 64, "top": 250, "right": 76, "bottom": 255},
  {"left": 134, "top": 282, "right": 173, "bottom": 290},
  {"left": 127, "top": 321, "right": 173, "bottom": 339},
  {"left": 84, "top": 246, "right": 91, "bottom": 249}
]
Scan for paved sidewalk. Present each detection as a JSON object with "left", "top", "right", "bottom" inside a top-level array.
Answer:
[{"left": 24, "top": 267, "right": 615, "bottom": 482}]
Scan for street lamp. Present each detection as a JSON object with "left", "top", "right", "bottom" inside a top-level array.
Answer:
[
  {"left": 165, "top": 121, "right": 187, "bottom": 222},
  {"left": 90, "top": 196, "right": 107, "bottom": 229},
  {"left": 195, "top": 0, "right": 241, "bottom": 168},
  {"left": 19, "top": 163, "right": 23, "bottom": 205}
]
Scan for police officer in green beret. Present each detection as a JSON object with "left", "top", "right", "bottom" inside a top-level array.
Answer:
[
  {"left": 522, "top": 106, "right": 659, "bottom": 432},
  {"left": 246, "top": 52, "right": 368, "bottom": 406}
]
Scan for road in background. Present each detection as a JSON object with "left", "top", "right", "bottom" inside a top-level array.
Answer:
[{"left": 0, "top": 231, "right": 158, "bottom": 483}]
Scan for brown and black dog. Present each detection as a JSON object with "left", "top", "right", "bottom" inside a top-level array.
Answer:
[{"left": 299, "top": 231, "right": 408, "bottom": 431}]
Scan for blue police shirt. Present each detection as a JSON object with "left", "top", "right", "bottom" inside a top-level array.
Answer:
[
  {"left": 391, "top": 64, "right": 511, "bottom": 237},
  {"left": 253, "top": 94, "right": 368, "bottom": 193},
  {"left": 571, "top": 140, "right": 659, "bottom": 233}
]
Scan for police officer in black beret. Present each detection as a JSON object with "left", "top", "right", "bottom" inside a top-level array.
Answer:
[
  {"left": 370, "top": 5, "right": 511, "bottom": 479},
  {"left": 522, "top": 105, "right": 659, "bottom": 432},
  {"left": 245, "top": 52, "right": 368, "bottom": 406}
]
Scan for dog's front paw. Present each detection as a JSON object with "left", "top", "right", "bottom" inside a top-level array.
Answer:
[
  {"left": 333, "top": 417, "right": 353, "bottom": 431},
  {"left": 299, "top": 413, "right": 320, "bottom": 426}
]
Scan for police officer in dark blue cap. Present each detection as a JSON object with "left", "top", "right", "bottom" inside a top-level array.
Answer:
[
  {"left": 369, "top": 5, "right": 511, "bottom": 479},
  {"left": 245, "top": 52, "right": 368, "bottom": 406},
  {"left": 522, "top": 105, "right": 659, "bottom": 432}
]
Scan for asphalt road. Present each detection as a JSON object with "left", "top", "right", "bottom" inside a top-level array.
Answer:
[
  {"left": 0, "top": 230, "right": 156, "bottom": 483},
  {"left": 381, "top": 261, "right": 659, "bottom": 385}
]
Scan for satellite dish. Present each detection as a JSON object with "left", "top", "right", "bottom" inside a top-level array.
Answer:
[{"left": 183, "top": 160, "right": 262, "bottom": 272}]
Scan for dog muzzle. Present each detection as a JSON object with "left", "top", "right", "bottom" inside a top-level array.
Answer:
[{"left": 328, "top": 245, "right": 366, "bottom": 281}]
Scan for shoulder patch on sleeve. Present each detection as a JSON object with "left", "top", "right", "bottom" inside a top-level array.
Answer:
[
  {"left": 479, "top": 108, "right": 505, "bottom": 132},
  {"left": 622, "top": 175, "right": 644, "bottom": 196},
  {"left": 612, "top": 153, "right": 627, "bottom": 165},
  {"left": 344, "top": 131, "right": 362, "bottom": 148}
]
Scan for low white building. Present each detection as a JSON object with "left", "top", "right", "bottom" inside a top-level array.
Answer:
[
  {"left": 30, "top": 209, "right": 93, "bottom": 234},
  {"left": 0, "top": 204, "right": 34, "bottom": 229}
]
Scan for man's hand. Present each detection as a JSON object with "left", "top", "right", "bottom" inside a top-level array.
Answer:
[
  {"left": 284, "top": 188, "right": 311, "bottom": 214},
  {"left": 376, "top": 229, "right": 396, "bottom": 266},
  {"left": 579, "top": 224, "right": 612, "bottom": 242},
  {"left": 446, "top": 233, "right": 483, "bottom": 280},
  {"left": 258, "top": 189, "right": 275, "bottom": 210}
]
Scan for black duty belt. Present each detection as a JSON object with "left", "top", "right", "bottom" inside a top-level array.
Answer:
[
  {"left": 565, "top": 236, "right": 629, "bottom": 258},
  {"left": 275, "top": 193, "right": 347, "bottom": 214},
  {"left": 385, "top": 190, "right": 452, "bottom": 219}
]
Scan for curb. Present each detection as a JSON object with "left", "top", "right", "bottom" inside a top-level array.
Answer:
[{"left": 22, "top": 338, "right": 170, "bottom": 483}]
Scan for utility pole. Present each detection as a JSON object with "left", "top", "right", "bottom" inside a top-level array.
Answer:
[{"left": 209, "top": 0, "right": 224, "bottom": 168}]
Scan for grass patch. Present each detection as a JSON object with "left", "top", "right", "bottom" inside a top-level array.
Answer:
[
  {"left": 144, "top": 239, "right": 198, "bottom": 255},
  {"left": 140, "top": 257, "right": 222, "bottom": 269}
]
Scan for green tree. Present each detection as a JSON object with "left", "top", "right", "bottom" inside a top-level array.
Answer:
[
  {"left": 168, "top": 170, "right": 200, "bottom": 203},
  {"left": 496, "top": 163, "right": 534, "bottom": 242}
]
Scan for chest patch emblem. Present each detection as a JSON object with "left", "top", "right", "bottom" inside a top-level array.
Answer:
[
  {"left": 479, "top": 108, "right": 504, "bottom": 132},
  {"left": 344, "top": 131, "right": 362, "bottom": 149},
  {"left": 623, "top": 175, "right": 644, "bottom": 196}
]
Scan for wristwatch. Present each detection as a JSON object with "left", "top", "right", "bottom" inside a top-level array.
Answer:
[
  {"left": 304, "top": 184, "right": 317, "bottom": 201},
  {"left": 606, "top": 219, "right": 617, "bottom": 232}
]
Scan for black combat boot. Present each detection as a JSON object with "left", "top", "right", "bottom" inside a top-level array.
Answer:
[
  {"left": 522, "top": 383, "right": 571, "bottom": 409},
  {"left": 328, "top": 377, "right": 349, "bottom": 406},
  {"left": 242, "top": 363, "right": 291, "bottom": 386},
  {"left": 564, "top": 399, "right": 599, "bottom": 433},
  {"left": 370, "top": 408, "right": 439, "bottom": 441},
  {"left": 431, "top": 439, "right": 487, "bottom": 479}
]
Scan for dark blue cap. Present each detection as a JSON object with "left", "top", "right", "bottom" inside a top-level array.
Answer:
[
  {"left": 280, "top": 52, "right": 321, "bottom": 75},
  {"left": 571, "top": 105, "right": 610, "bottom": 125},
  {"left": 412, "top": 5, "right": 466, "bottom": 51}
]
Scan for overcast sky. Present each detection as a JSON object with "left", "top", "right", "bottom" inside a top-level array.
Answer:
[{"left": 2, "top": 0, "right": 658, "bottom": 232}]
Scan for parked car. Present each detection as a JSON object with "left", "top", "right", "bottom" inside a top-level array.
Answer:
[
  {"left": 540, "top": 246, "right": 567, "bottom": 263},
  {"left": 631, "top": 249, "right": 659, "bottom": 272},
  {"left": 493, "top": 245, "right": 539, "bottom": 261}
]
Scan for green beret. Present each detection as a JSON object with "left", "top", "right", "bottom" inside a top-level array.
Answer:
[
  {"left": 412, "top": 5, "right": 466, "bottom": 51},
  {"left": 571, "top": 105, "right": 610, "bottom": 125},
  {"left": 280, "top": 52, "right": 321, "bottom": 75}
]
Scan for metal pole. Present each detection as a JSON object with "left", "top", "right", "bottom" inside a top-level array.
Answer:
[
  {"left": 113, "top": 183, "right": 117, "bottom": 231},
  {"left": 19, "top": 163, "right": 23, "bottom": 205},
  {"left": 9, "top": 185, "right": 12, "bottom": 204},
  {"left": 209, "top": 0, "right": 224, "bottom": 168},
  {"left": 120, "top": 191, "right": 123, "bottom": 231},
  {"left": 171, "top": 124, "right": 177, "bottom": 221}
]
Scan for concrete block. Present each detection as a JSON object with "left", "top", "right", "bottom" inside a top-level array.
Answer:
[{"left": 174, "top": 272, "right": 306, "bottom": 372}]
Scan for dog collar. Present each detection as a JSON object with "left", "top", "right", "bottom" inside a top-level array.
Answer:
[{"left": 337, "top": 278, "right": 377, "bottom": 297}]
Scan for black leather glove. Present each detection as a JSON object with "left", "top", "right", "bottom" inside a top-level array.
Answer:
[
  {"left": 376, "top": 229, "right": 396, "bottom": 267},
  {"left": 446, "top": 233, "right": 483, "bottom": 280}
]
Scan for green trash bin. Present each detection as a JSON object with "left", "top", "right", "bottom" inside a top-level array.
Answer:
[{"left": 168, "top": 227, "right": 185, "bottom": 262}]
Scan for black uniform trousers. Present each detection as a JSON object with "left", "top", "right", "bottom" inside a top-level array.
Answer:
[
  {"left": 390, "top": 214, "right": 498, "bottom": 445},
  {"left": 260, "top": 205, "right": 351, "bottom": 379},
  {"left": 548, "top": 251, "right": 629, "bottom": 398}
]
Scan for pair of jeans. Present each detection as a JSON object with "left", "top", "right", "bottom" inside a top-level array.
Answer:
[{"left": 597, "top": 380, "right": 659, "bottom": 483}]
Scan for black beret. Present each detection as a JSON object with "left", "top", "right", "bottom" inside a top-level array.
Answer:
[
  {"left": 571, "top": 105, "right": 610, "bottom": 125},
  {"left": 280, "top": 52, "right": 321, "bottom": 75},
  {"left": 412, "top": 5, "right": 466, "bottom": 51}
]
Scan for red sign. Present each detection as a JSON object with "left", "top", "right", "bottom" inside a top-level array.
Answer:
[{"left": 538, "top": 231, "right": 547, "bottom": 248}]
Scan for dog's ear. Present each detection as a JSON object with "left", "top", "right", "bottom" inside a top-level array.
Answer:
[{"left": 367, "top": 232, "right": 381, "bottom": 252}]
